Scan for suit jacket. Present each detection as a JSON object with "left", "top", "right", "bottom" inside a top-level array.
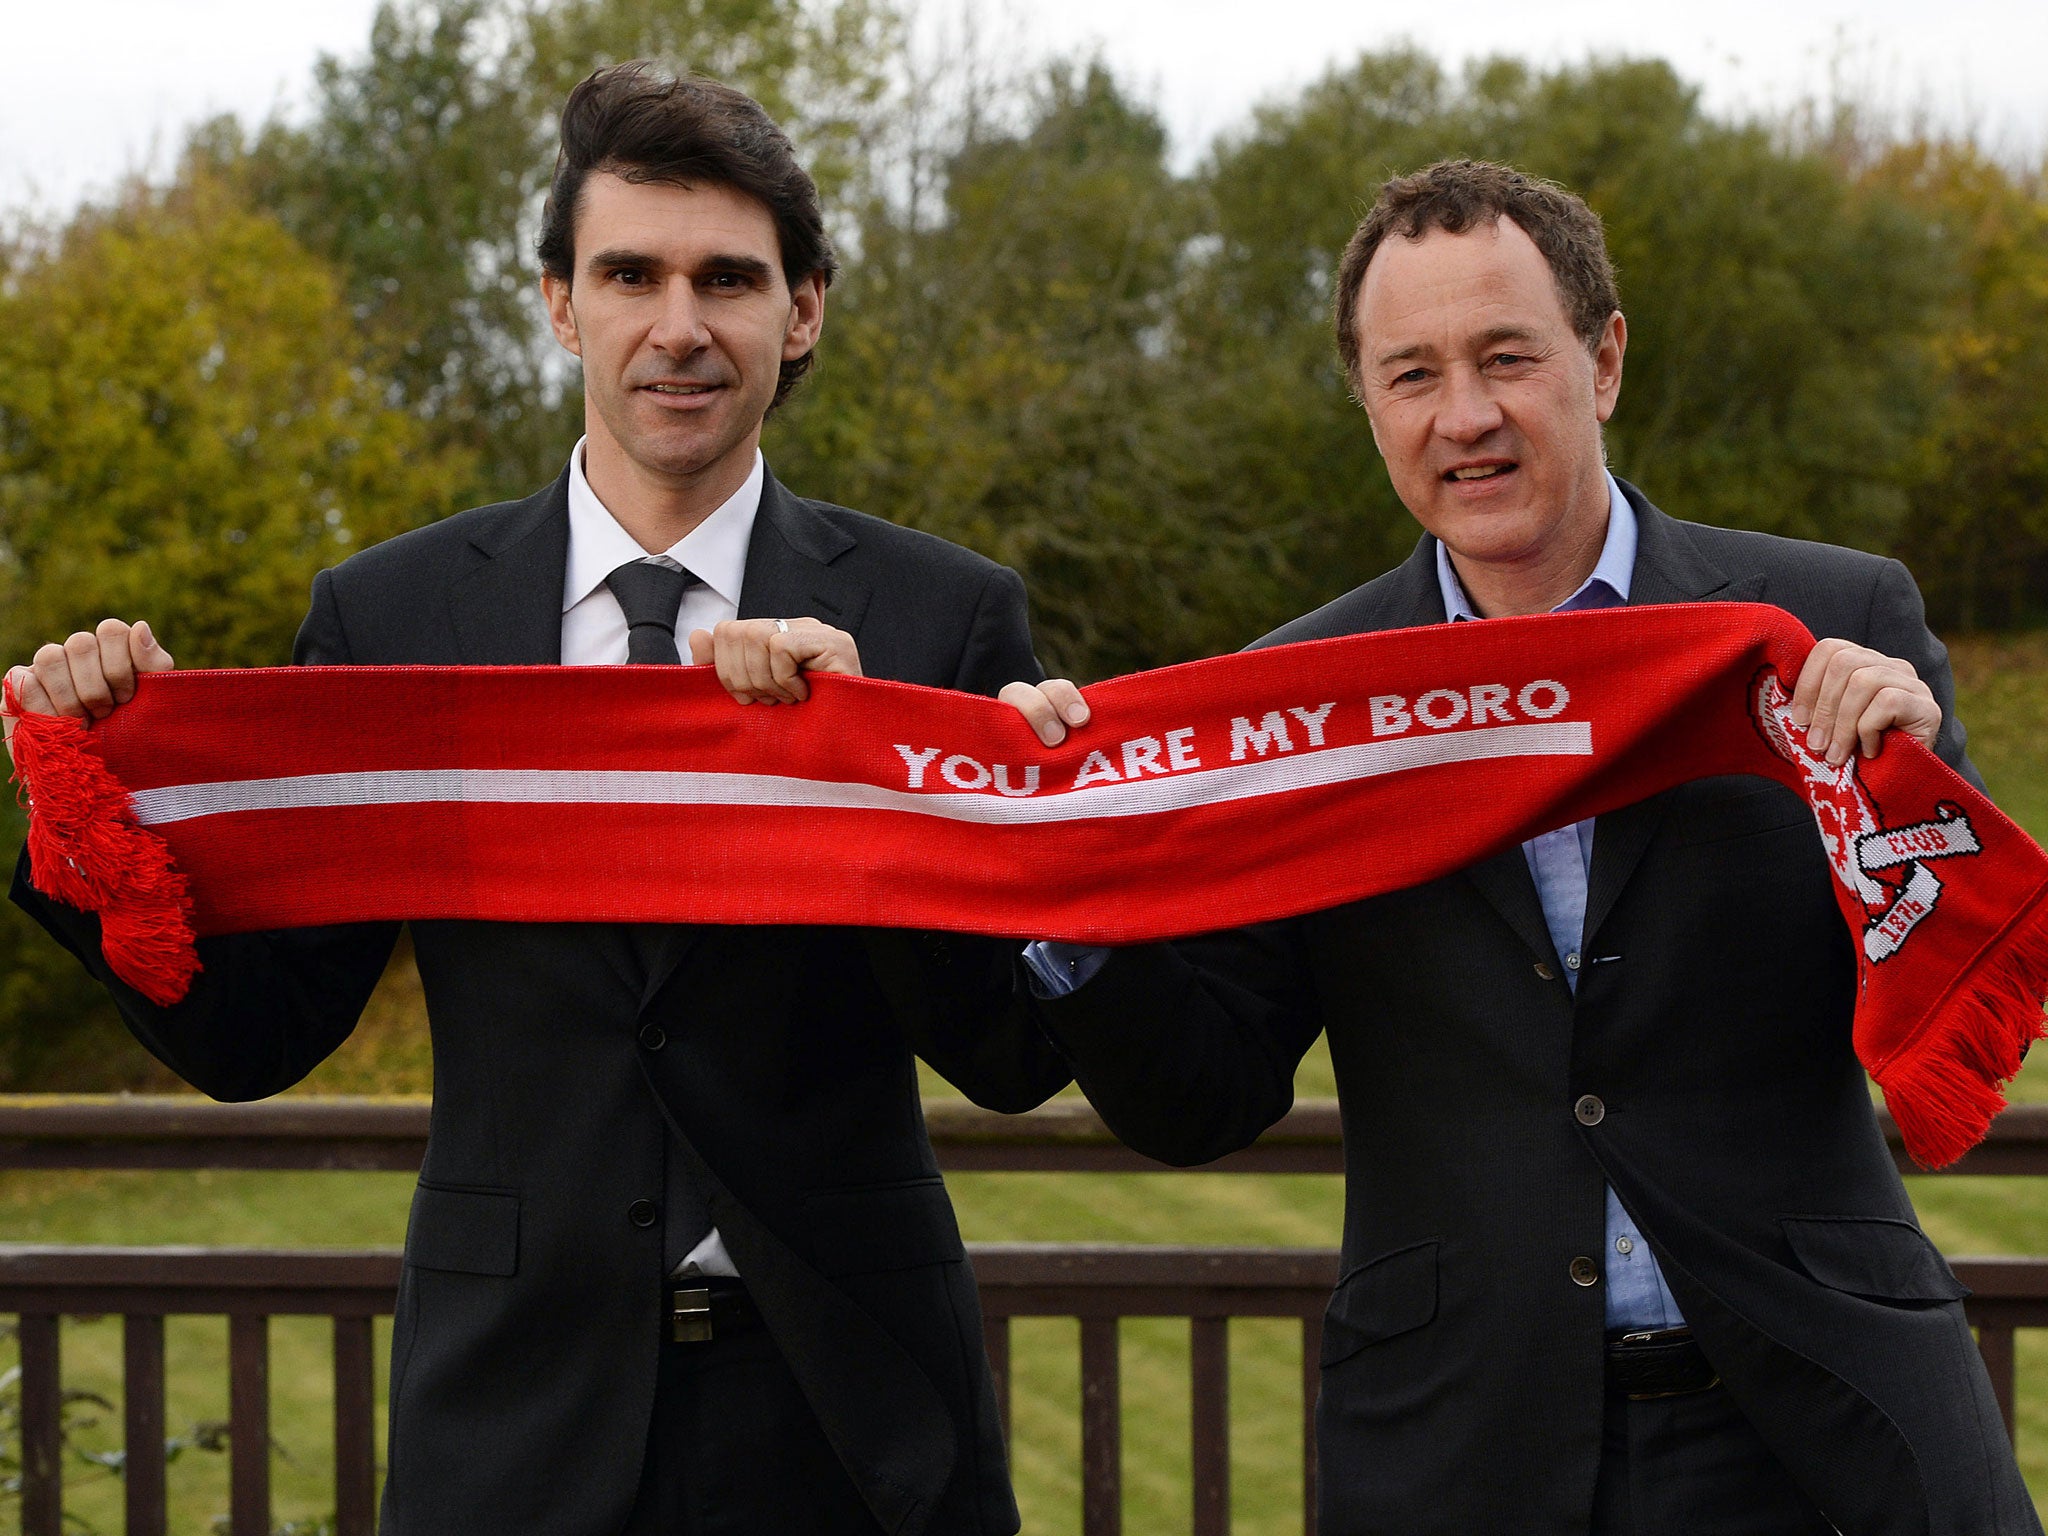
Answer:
[
  {"left": 13, "top": 467, "right": 1071, "bottom": 1536},
  {"left": 1030, "top": 483, "right": 2038, "bottom": 1536}
]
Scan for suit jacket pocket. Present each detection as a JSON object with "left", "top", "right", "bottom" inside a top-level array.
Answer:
[
  {"left": 1672, "top": 778, "right": 1813, "bottom": 846},
  {"left": 804, "top": 1175, "right": 967, "bottom": 1278},
  {"left": 1781, "top": 1215, "right": 1967, "bottom": 1302},
  {"left": 1320, "top": 1240, "right": 1439, "bottom": 1367},
  {"left": 406, "top": 1182, "right": 520, "bottom": 1277}
]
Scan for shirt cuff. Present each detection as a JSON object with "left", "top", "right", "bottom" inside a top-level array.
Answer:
[{"left": 1021, "top": 940, "right": 1112, "bottom": 998}]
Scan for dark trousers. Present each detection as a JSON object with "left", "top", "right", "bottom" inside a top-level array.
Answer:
[
  {"left": 1590, "top": 1385, "right": 1838, "bottom": 1535},
  {"left": 621, "top": 1322, "right": 883, "bottom": 1536}
]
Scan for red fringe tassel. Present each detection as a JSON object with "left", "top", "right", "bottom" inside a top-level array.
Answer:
[
  {"left": 4, "top": 678, "right": 199, "bottom": 1006},
  {"left": 1875, "top": 889, "right": 2048, "bottom": 1169}
]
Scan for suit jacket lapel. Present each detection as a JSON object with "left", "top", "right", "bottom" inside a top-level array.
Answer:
[
  {"left": 1581, "top": 482, "right": 1766, "bottom": 945},
  {"left": 640, "top": 470, "right": 872, "bottom": 1001},
  {"left": 734, "top": 469, "right": 871, "bottom": 630},
  {"left": 1464, "top": 847, "right": 1563, "bottom": 971},
  {"left": 447, "top": 470, "right": 571, "bottom": 665}
]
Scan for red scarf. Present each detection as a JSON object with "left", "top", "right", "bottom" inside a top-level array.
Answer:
[{"left": 9, "top": 602, "right": 2045, "bottom": 1168}]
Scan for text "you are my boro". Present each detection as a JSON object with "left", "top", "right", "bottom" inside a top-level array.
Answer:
[{"left": 889, "top": 678, "right": 1574, "bottom": 799}]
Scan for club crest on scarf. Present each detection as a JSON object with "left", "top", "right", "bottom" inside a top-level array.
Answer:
[{"left": 1752, "top": 667, "right": 1983, "bottom": 964}]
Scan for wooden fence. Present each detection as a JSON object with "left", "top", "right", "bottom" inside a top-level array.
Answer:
[{"left": 4, "top": 1096, "right": 2047, "bottom": 1535}]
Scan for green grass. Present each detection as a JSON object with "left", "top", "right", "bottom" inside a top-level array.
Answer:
[
  {"left": 1952, "top": 632, "right": 2048, "bottom": 839},
  {"left": 3, "top": 631, "right": 2044, "bottom": 1531}
]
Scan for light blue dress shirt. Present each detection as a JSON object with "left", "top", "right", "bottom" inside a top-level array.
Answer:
[{"left": 1025, "top": 472, "right": 1684, "bottom": 1330}]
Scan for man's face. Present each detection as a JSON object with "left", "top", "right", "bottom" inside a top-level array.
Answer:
[
  {"left": 1350, "top": 218, "right": 1623, "bottom": 579},
  {"left": 542, "top": 173, "right": 823, "bottom": 491}
]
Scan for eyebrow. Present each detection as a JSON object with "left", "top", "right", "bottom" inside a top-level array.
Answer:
[
  {"left": 1374, "top": 324, "right": 1545, "bottom": 369},
  {"left": 1472, "top": 324, "right": 1543, "bottom": 351}
]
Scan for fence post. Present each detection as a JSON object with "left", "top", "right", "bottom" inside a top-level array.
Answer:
[
  {"left": 1080, "top": 1316, "right": 1121, "bottom": 1536},
  {"left": 1300, "top": 1313, "right": 1321, "bottom": 1536},
  {"left": 1191, "top": 1315, "right": 1230, "bottom": 1536},
  {"left": 228, "top": 1312, "right": 271, "bottom": 1536},
  {"left": 124, "top": 1313, "right": 169, "bottom": 1536},
  {"left": 334, "top": 1313, "right": 379, "bottom": 1536},
  {"left": 18, "top": 1312, "right": 62, "bottom": 1536},
  {"left": 1977, "top": 1322, "right": 2018, "bottom": 1440}
]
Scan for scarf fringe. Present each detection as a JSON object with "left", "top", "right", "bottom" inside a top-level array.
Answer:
[
  {"left": 1876, "top": 889, "right": 2048, "bottom": 1169},
  {"left": 3, "top": 679, "right": 198, "bottom": 1006}
]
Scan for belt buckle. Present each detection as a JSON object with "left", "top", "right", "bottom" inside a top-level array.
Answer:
[{"left": 671, "top": 1285, "right": 714, "bottom": 1343}]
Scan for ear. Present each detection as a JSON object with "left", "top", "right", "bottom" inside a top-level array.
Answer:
[
  {"left": 1592, "top": 310, "right": 1626, "bottom": 424},
  {"left": 782, "top": 272, "right": 826, "bottom": 360},
  {"left": 542, "top": 272, "right": 582, "bottom": 358}
]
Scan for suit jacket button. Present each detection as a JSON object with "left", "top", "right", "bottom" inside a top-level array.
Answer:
[
  {"left": 1570, "top": 1256, "right": 1600, "bottom": 1287},
  {"left": 1534, "top": 962, "right": 1556, "bottom": 981},
  {"left": 627, "top": 1199, "right": 658, "bottom": 1228},
  {"left": 1574, "top": 1094, "right": 1605, "bottom": 1126},
  {"left": 638, "top": 1024, "right": 666, "bottom": 1052}
]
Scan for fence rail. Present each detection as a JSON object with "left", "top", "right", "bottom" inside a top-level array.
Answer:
[
  {"left": 4, "top": 1096, "right": 2047, "bottom": 1535},
  {"left": 8, "top": 1093, "right": 2048, "bottom": 1175}
]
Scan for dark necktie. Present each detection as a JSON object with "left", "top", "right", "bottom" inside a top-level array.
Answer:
[
  {"left": 605, "top": 560, "right": 698, "bottom": 665},
  {"left": 601, "top": 559, "right": 714, "bottom": 1269}
]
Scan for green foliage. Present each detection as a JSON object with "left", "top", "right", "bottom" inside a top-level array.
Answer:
[
  {"left": 1873, "top": 144, "right": 2048, "bottom": 629},
  {"left": 191, "top": 1, "right": 546, "bottom": 495},
  {"left": 0, "top": 177, "right": 471, "bottom": 664},
  {"left": 776, "top": 61, "right": 1224, "bottom": 677}
]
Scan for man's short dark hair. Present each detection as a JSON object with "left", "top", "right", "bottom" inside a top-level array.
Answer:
[
  {"left": 1334, "top": 159, "right": 1619, "bottom": 386},
  {"left": 538, "top": 61, "right": 838, "bottom": 407}
]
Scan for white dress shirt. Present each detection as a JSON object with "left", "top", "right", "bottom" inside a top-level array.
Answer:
[
  {"left": 560, "top": 437, "right": 762, "bottom": 1278},
  {"left": 560, "top": 436, "right": 762, "bottom": 662}
]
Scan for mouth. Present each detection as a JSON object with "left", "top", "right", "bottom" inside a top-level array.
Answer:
[
  {"left": 1443, "top": 461, "right": 1517, "bottom": 484},
  {"left": 642, "top": 382, "right": 720, "bottom": 398}
]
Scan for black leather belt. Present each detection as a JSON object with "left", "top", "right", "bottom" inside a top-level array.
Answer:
[
  {"left": 1605, "top": 1327, "right": 1719, "bottom": 1399},
  {"left": 669, "top": 1277, "right": 763, "bottom": 1344}
]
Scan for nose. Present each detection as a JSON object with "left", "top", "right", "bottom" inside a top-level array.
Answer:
[
  {"left": 1435, "top": 364, "right": 1504, "bottom": 444},
  {"left": 648, "top": 281, "right": 711, "bottom": 357}
]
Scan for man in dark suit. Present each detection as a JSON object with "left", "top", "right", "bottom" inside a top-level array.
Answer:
[
  {"left": 1000, "top": 161, "right": 2038, "bottom": 1534},
  {"left": 6, "top": 63, "right": 1066, "bottom": 1536}
]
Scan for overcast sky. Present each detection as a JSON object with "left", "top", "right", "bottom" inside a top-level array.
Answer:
[{"left": 2, "top": 0, "right": 2041, "bottom": 215}]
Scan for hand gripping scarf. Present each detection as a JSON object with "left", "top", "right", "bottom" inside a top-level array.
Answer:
[{"left": 8, "top": 602, "right": 2047, "bottom": 1168}]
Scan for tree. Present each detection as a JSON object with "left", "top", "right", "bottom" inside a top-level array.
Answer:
[
  {"left": 776, "top": 61, "right": 1214, "bottom": 677},
  {"left": 0, "top": 175, "right": 471, "bottom": 1086},
  {"left": 1869, "top": 143, "right": 2048, "bottom": 629}
]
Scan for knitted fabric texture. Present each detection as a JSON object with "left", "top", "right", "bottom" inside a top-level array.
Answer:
[{"left": 8, "top": 602, "right": 2046, "bottom": 1167}]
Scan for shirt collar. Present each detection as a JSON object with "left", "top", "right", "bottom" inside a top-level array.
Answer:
[
  {"left": 1435, "top": 471, "right": 1637, "bottom": 621},
  {"left": 561, "top": 438, "right": 764, "bottom": 614}
]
